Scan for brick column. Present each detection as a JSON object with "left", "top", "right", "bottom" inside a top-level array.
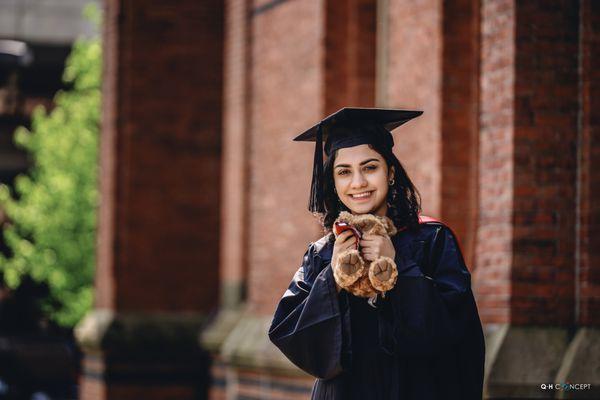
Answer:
[
  {"left": 578, "top": 0, "right": 600, "bottom": 331},
  {"left": 206, "top": 1, "right": 326, "bottom": 398},
  {"left": 554, "top": 2, "right": 600, "bottom": 397},
  {"left": 219, "top": 0, "right": 251, "bottom": 313},
  {"left": 384, "top": 0, "right": 480, "bottom": 267},
  {"left": 325, "top": 0, "right": 376, "bottom": 112},
  {"left": 440, "top": 0, "right": 480, "bottom": 268},
  {"left": 201, "top": 1, "right": 251, "bottom": 399},
  {"left": 76, "top": 1, "right": 224, "bottom": 399},
  {"left": 476, "top": 0, "right": 514, "bottom": 328},
  {"left": 477, "top": 1, "right": 586, "bottom": 397},
  {"left": 247, "top": 0, "right": 324, "bottom": 319}
]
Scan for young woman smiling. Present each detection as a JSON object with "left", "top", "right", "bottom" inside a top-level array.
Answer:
[{"left": 268, "top": 108, "right": 485, "bottom": 400}]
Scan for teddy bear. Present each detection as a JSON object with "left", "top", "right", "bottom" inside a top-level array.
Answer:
[{"left": 331, "top": 211, "right": 399, "bottom": 299}]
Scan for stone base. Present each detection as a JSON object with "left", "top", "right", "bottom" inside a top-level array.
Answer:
[
  {"left": 200, "top": 307, "right": 245, "bottom": 353},
  {"left": 201, "top": 310, "right": 314, "bottom": 398},
  {"left": 75, "top": 309, "right": 211, "bottom": 400},
  {"left": 484, "top": 324, "right": 570, "bottom": 398},
  {"left": 484, "top": 325, "right": 600, "bottom": 399},
  {"left": 555, "top": 328, "right": 600, "bottom": 399},
  {"left": 204, "top": 317, "right": 600, "bottom": 399}
]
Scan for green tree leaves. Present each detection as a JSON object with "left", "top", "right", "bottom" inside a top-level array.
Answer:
[{"left": 0, "top": 33, "right": 101, "bottom": 328}]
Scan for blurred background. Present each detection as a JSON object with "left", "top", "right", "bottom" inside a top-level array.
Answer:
[{"left": 0, "top": 0, "right": 598, "bottom": 399}]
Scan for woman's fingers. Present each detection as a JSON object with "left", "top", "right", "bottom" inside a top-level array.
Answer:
[
  {"left": 361, "top": 233, "right": 380, "bottom": 241},
  {"left": 362, "top": 251, "right": 375, "bottom": 262},
  {"left": 336, "top": 233, "right": 394, "bottom": 262},
  {"left": 360, "top": 236, "right": 381, "bottom": 246},
  {"left": 360, "top": 239, "right": 380, "bottom": 250},
  {"left": 335, "top": 230, "right": 354, "bottom": 243},
  {"left": 340, "top": 240, "right": 357, "bottom": 252},
  {"left": 360, "top": 237, "right": 381, "bottom": 260},
  {"left": 335, "top": 231, "right": 357, "bottom": 251}
]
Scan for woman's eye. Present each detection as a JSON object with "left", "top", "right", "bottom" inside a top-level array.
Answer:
[
  {"left": 364, "top": 164, "right": 378, "bottom": 172},
  {"left": 337, "top": 170, "right": 350, "bottom": 176}
]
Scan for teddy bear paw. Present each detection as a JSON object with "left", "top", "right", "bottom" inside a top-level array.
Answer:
[
  {"left": 333, "top": 249, "right": 364, "bottom": 287},
  {"left": 368, "top": 256, "right": 398, "bottom": 292}
]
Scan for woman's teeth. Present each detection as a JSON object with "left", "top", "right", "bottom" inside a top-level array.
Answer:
[{"left": 350, "top": 191, "right": 373, "bottom": 199}]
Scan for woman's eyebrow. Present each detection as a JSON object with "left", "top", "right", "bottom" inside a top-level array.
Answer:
[{"left": 334, "top": 158, "right": 381, "bottom": 169}]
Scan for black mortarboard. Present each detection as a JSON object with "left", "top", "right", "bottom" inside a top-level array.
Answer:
[{"left": 293, "top": 107, "right": 423, "bottom": 213}]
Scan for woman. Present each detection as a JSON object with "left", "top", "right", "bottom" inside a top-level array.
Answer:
[{"left": 268, "top": 108, "right": 485, "bottom": 400}]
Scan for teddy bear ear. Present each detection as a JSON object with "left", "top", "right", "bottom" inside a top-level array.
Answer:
[
  {"left": 333, "top": 211, "right": 353, "bottom": 229},
  {"left": 337, "top": 211, "right": 352, "bottom": 222},
  {"left": 354, "top": 214, "right": 375, "bottom": 230},
  {"left": 382, "top": 217, "right": 391, "bottom": 229}
]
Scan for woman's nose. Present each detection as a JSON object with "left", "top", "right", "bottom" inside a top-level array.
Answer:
[{"left": 350, "top": 172, "right": 368, "bottom": 188}]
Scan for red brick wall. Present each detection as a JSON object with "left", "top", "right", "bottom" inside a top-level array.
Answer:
[
  {"left": 386, "top": 0, "right": 442, "bottom": 218},
  {"left": 212, "top": 0, "right": 600, "bottom": 397},
  {"left": 474, "top": 0, "right": 514, "bottom": 325},
  {"left": 580, "top": 0, "right": 600, "bottom": 327},
  {"left": 511, "top": 1, "right": 579, "bottom": 325},
  {"left": 221, "top": 0, "right": 251, "bottom": 305},
  {"left": 87, "top": 1, "right": 224, "bottom": 398},
  {"left": 95, "top": 0, "right": 120, "bottom": 310},
  {"left": 325, "top": 0, "right": 376, "bottom": 112},
  {"left": 96, "top": 0, "right": 224, "bottom": 313},
  {"left": 246, "top": 0, "right": 324, "bottom": 315},
  {"left": 80, "top": 355, "right": 106, "bottom": 399},
  {"left": 440, "top": 0, "right": 480, "bottom": 269},
  {"left": 247, "top": 0, "right": 380, "bottom": 315},
  {"left": 476, "top": 1, "right": 581, "bottom": 326}
]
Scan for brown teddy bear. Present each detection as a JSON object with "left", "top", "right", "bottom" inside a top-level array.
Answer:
[{"left": 332, "top": 211, "right": 398, "bottom": 299}]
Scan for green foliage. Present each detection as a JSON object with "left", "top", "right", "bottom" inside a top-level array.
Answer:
[{"left": 0, "top": 28, "right": 101, "bottom": 327}]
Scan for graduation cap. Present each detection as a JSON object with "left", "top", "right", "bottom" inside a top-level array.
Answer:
[{"left": 293, "top": 107, "right": 423, "bottom": 213}]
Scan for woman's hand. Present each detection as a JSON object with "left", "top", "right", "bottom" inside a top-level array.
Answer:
[
  {"left": 331, "top": 230, "right": 357, "bottom": 293},
  {"left": 360, "top": 233, "right": 395, "bottom": 262}
]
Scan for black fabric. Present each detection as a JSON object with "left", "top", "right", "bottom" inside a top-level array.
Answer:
[
  {"left": 292, "top": 107, "right": 423, "bottom": 146},
  {"left": 325, "top": 123, "right": 394, "bottom": 156},
  {"left": 268, "top": 222, "right": 485, "bottom": 400}
]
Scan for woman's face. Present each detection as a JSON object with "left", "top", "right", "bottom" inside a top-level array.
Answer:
[{"left": 333, "top": 144, "right": 393, "bottom": 216}]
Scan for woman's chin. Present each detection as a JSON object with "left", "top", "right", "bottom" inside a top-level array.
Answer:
[
  {"left": 344, "top": 201, "right": 387, "bottom": 216},
  {"left": 346, "top": 202, "right": 376, "bottom": 215}
]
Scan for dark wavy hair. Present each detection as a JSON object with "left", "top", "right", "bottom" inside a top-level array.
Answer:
[{"left": 317, "top": 136, "right": 422, "bottom": 235}]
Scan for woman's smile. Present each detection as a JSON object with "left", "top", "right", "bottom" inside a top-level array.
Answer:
[{"left": 348, "top": 190, "right": 375, "bottom": 200}]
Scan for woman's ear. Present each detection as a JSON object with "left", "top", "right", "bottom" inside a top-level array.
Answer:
[{"left": 388, "top": 166, "right": 395, "bottom": 182}]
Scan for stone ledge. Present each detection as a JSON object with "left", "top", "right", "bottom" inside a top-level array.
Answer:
[
  {"left": 201, "top": 309, "right": 310, "bottom": 378},
  {"left": 75, "top": 309, "right": 208, "bottom": 362},
  {"left": 485, "top": 325, "right": 569, "bottom": 398},
  {"left": 484, "top": 324, "right": 600, "bottom": 399},
  {"left": 555, "top": 328, "right": 600, "bottom": 399},
  {"left": 206, "top": 318, "right": 600, "bottom": 394},
  {"left": 200, "top": 307, "right": 245, "bottom": 353}
]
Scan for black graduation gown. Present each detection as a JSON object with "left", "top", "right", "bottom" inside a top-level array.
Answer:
[{"left": 268, "top": 222, "right": 485, "bottom": 400}]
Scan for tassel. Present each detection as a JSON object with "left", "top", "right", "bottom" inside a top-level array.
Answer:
[
  {"left": 367, "top": 294, "right": 378, "bottom": 308},
  {"left": 308, "top": 122, "right": 325, "bottom": 213}
]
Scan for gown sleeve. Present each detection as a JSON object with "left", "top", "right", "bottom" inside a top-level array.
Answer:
[
  {"left": 268, "top": 242, "right": 351, "bottom": 380},
  {"left": 377, "top": 223, "right": 484, "bottom": 359}
]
